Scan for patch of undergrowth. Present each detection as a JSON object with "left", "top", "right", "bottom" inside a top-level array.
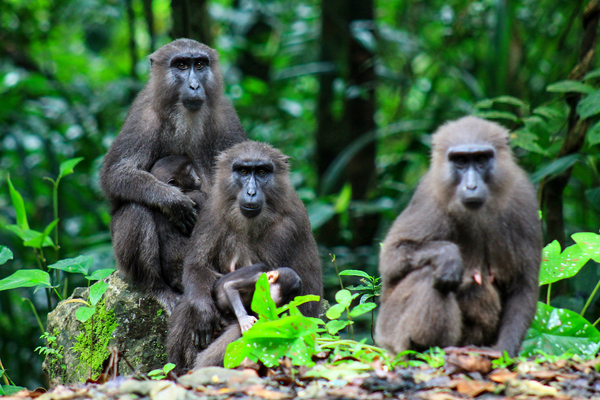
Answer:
[
  {"left": 36, "top": 330, "right": 65, "bottom": 382},
  {"left": 72, "top": 299, "right": 118, "bottom": 379}
]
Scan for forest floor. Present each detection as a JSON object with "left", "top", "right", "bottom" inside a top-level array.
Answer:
[{"left": 5, "top": 348, "right": 600, "bottom": 400}]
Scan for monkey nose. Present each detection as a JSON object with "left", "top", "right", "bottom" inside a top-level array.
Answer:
[{"left": 189, "top": 82, "right": 200, "bottom": 90}]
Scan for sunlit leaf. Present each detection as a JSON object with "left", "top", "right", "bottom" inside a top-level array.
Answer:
[
  {"left": 339, "top": 269, "right": 370, "bottom": 278},
  {"left": 276, "top": 294, "right": 320, "bottom": 315},
  {"left": 0, "top": 270, "right": 51, "bottom": 291},
  {"left": 48, "top": 255, "right": 94, "bottom": 275},
  {"left": 572, "top": 232, "right": 600, "bottom": 263},
  {"left": 326, "top": 320, "right": 352, "bottom": 335},
  {"left": 510, "top": 129, "right": 547, "bottom": 154},
  {"left": 491, "top": 95, "right": 527, "bottom": 108},
  {"left": 0, "top": 246, "right": 13, "bottom": 265},
  {"left": 349, "top": 302, "right": 377, "bottom": 318},
  {"left": 546, "top": 80, "right": 595, "bottom": 94},
  {"left": 473, "top": 111, "right": 518, "bottom": 122},
  {"left": 251, "top": 273, "right": 277, "bottom": 321},
  {"left": 75, "top": 306, "right": 95, "bottom": 323},
  {"left": 85, "top": 268, "right": 115, "bottom": 281},
  {"left": 0, "top": 385, "right": 26, "bottom": 396},
  {"left": 6, "top": 226, "right": 54, "bottom": 248},
  {"left": 539, "top": 241, "right": 590, "bottom": 286},
  {"left": 335, "top": 289, "right": 354, "bottom": 307},
  {"left": 334, "top": 183, "right": 352, "bottom": 213},
  {"left": 521, "top": 302, "right": 600, "bottom": 357},
  {"left": 326, "top": 304, "right": 346, "bottom": 320},
  {"left": 7, "top": 175, "right": 29, "bottom": 230},
  {"left": 577, "top": 90, "right": 600, "bottom": 119},
  {"left": 58, "top": 157, "right": 84, "bottom": 179},
  {"left": 89, "top": 281, "right": 109, "bottom": 306}
]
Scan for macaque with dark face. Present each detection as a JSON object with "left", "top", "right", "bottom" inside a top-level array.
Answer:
[
  {"left": 99, "top": 39, "right": 246, "bottom": 314},
  {"left": 375, "top": 116, "right": 542, "bottom": 357},
  {"left": 167, "top": 141, "right": 322, "bottom": 371}
]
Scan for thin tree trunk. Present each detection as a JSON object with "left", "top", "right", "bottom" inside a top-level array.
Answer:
[
  {"left": 141, "top": 0, "right": 156, "bottom": 52},
  {"left": 126, "top": 0, "right": 138, "bottom": 79},
  {"left": 541, "top": 0, "right": 600, "bottom": 246},
  {"left": 170, "top": 0, "right": 213, "bottom": 46}
]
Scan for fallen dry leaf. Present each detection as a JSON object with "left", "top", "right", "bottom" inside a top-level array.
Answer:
[
  {"left": 488, "top": 368, "right": 518, "bottom": 383},
  {"left": 420, "top": 391, "right": 463, "bottom": 400},
  {"left": 506, "top": 379, "right": 559, "bottom": 397},
  {"left": 455, "top": 379, "right": 495, "bottom": 397},
  {"left": 447, "top": 353, "right": 492, "bottom": 374},
  {"left": 246, "top": 387, "right": 292, "bottom": 399}
]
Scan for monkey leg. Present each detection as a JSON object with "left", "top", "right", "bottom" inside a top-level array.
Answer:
[
  {"left": 375, "top": 268, "right": 462, "bottom": 354},
  {"left": 111, "top": 203, "right": 182, "bottom": 314},
  {"left": 195, "top": 323, "right": 242, "bottom": 368}
]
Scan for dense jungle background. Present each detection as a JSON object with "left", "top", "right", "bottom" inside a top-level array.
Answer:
[{"left": 2, "top": 0, "right": 600, "bottom": 389}]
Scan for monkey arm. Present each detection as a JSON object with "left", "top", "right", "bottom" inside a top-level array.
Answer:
[{"left": 222, "top": 281, "right": 257, "bottom": 333}]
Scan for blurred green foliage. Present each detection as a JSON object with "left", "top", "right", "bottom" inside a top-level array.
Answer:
[{"left": 1, "top": 0, "right": 600, "bottom": 389}]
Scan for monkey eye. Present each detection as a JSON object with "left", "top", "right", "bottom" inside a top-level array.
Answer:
[
  {"left": 257, "top": 169, "right": 267, "bottom": 177},
  {"left": 195, "top": 62, "right": 205, "bottom": 70},
  {"left": 238, "top": 168, "right": 250, "bottom": 175},
  {"left": 451, "top": 155, "right": 469, "bottom": 168},
  {"left": 177, "top": 62, "right": 188, "bottom": 70}
]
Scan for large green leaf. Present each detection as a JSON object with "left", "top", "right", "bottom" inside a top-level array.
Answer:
[
  {"left": 85, "top": 268, "right": 115, "bottom": 281},
  {"left": 0, "top": 246, "right": 13, "bottom": 265},
  {"left": 23, "top": 219, "right": 58, "bottom": 249},
  {"left": 339, "top": 269, "right": 370, "bottom": 278},
  {"left": 48, "top": 255, "right": 94, "bottom": 275},
  {"left": 251, "top": 273, "right": 277, "bottom": 321},
  {"left": 521, "top": 302, "right": 600, "bottom": 357},
  {"left": 75, "top": 306, "right": 95, "bottom": 323},
  {"left": 546, "top": 80, "right": 595, "bottom": 94},
  {"left": 577, "top": 90, "right": 600, "bottom": 119},
  {"left": 0, "top": 270, "right": 51, "bottom": 291},
  {"left": 572, "top": 232, "right": 600, "bottom": 263},
  {"left": 530, "top": 154, "right": 580, "bottom": 182},
  {"left": 5, "top": 225, "right": 54, "bottom": 248},
  {"left": 326, "top": 319, "right": 352, "bottom": 335},
  {"left": 349, "top": 302, "right": 377, "bottom": 318},
  {"left": 58, "top": 157, "right": 84, "bottom": 179},
  {"left": 539, "top": 240, "right": 590, "bottom": 286},
  {"left": 473, "top": 110, "right": 518, "bottom": 122},
  {"left": 7, "top": 175, "right": 29, "bottom": 230}
]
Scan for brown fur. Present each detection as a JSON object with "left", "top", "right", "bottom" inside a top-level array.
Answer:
[
  {"left": 99, "top": 39, "right": 246, "bottom": 314},
  {"left": 375, "top": 116, "right": 541, "bottom": 356},
  {"left": 167, "top": 141, "right": 322, "bottom": 371}
]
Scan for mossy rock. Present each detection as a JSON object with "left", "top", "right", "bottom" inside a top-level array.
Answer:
[{"left": 43, "top": 272, "right": 168, "bottom": 386}]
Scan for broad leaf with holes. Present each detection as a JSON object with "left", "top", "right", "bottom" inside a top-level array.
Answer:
[
  {"left": 521, "top": 302, "right": 600, "bottom": 357},
  {"left": 572, "top": 232, "right": 600, "bottom": 263}
]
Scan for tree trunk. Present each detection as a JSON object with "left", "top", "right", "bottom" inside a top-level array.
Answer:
[
  {"left": 141, "top": 0, "right": 156, "bottom": 52},
  {"left": 541, "top": 0, "right": 600, "bottom": 246},
  {"left": 170, "top": 0, "right": 213, "bottom": 46},
  {"left": 126, "top": 0, "right": 138, "bottom": 79}
]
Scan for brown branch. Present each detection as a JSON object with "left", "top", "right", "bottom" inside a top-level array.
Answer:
[{"left": 541, "top": 0, "right": 600, "bottom": 246}]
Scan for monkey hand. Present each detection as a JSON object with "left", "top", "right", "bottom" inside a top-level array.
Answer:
[
  {"left": 162, "top": 187, "right": 198, "bottom": 235},
  {"left": 239, "top": 315, "right": 257, "bottom": 333},
  {"left": 432, "top": 244, "right": 463, "bottom": 293},
  {"left": 189, "top": 297, "right": 222, "bottom": 350}
]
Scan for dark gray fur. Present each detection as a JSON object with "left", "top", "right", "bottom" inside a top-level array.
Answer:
[
  {"left": 99, "top": 39, "right": 247, "bottom": 314},
  {"left": 375, "top": 116, "right": 542, "bottom": 357}
]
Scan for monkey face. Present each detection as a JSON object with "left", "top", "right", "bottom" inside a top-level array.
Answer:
[
  {"left": 447, "top": 144, "right": 494, "bottom": 210},
  {"left": 169, "top": 53, "right": 211, "bottom": 111},
  {"left": 233, "top": 161, "right": 274, "bottom": 218}
]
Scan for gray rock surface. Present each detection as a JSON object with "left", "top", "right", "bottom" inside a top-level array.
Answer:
[{"left": 43, "top": 272, "right": 169, "bottom": 385}]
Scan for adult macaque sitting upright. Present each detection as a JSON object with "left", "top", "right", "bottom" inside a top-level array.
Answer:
[{"left": 375, "top": 116, "right": 542, "bottom": 357}]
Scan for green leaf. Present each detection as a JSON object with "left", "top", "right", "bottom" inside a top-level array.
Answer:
[
  {"left": 276, "top": 294, "right": 320, "bottom": 315},
  {"left": 572, "top": 232, "right": 600, "bottom": 263},
  {"left": 530, "top": 154, "right": 580, "bottom": 182},
  {"left": 326, "top": 320, "right": 352, "bottom": 335},
  {"left": 89, "top": 281, "right": 109, "bottom": 306},
  {"left": 587, "top": 120, "right": 600, "bottom": 147},
  {"left": 335, "top": 289, "right": 353, "bottom": 307},
  {"left": 303, "top": 361, "right": 372, "bottom": 380},
  {"left": 7, "top": 175, "right": 29, "bottom": 230},
  {"left": 326, "top": 303, "right": 346, "bottom": 320},
  {"left": 0, "top": 246, "right": 14, "bottom": 265},
  {"left": 251, "top": 273, "right": 277, "bottom": 321},
  {"left": 6, "top": 225, "right": 55, "bottom": 248},
  {"left": 306, "top": 202, "right": 335, "bottom": 231},
  {"left": 474, "top": 98, "right": 494, "bottom": 109},
  {"left": 85, "top": 268, "right": 115, "bottom": 281},
  {"left": 339, "top": 269, "right": 370, "bottom": 278},
  {"left": 584, "top": 69, "right": 600, "bottom": 80},
  {"left": 539, "top": 241, "right": 590, "bottom": 286},
  {"left": 521, "top": 302, "right": 600, "bottom": 357},
  {"left": 473, "top": 110, "right": 518, "bottom": 122},
  {"left": 23, "top": 219, "right": 58, "bottom": 249},
  {"left": 349, "top": 302, "right": 377, "bottom": 318},
  {"left": 585, "top": 187, "right": 600, "bottom": 211},
  {"left": 0, "top": 270, "right": 51, "bottom": 291},
  {"left": 546, "top": 80, "right": 595, "bottom": 94},
  {"left": 163, "top": 363, "right": 176, "bottom": 374},
  {"left": 58, "top": 157, "right": 84, "bottom": 179},
  {"left": 510, "top": 129, "right": 547, "bottom": 155},
  {"left": 334, "top": 183, "right": 352, "bottom": 213},
  {"left": 491, "top": 95, "right": 527, "bottom": 108},
  {"left": 48, "top": 255, "right": 94, "bottom": 275},
  {"left": 0, "top": 385, "right": 26, "bottom": 396},
  {"left": 75, "top": 306, "right": 95, "bottom": 323},
  {"left": 577, "top": 91, "right": 600, "bottom": 119}
]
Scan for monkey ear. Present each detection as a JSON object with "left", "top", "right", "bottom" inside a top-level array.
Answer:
[{"left": 266, "top": 270, "right": 279, "bottom": 283}]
